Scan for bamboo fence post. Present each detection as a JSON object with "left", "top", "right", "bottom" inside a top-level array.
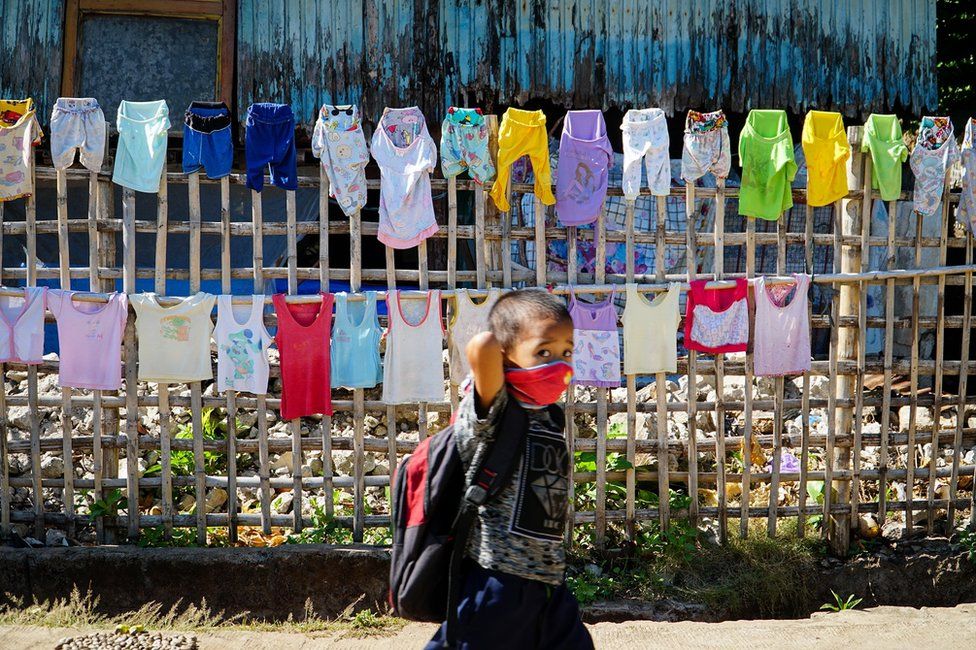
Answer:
[
  {"left": 219, "top": 176, "right": 238, "bottom": 544},
  {"left": 594, "top": 208, "right": 608, "bottom": 549},
  {"left": 121, "top": 185, "right": 141, "bottom": 541},
  {"left": 188, "top": 172, "right": 207, "bottom": 544},
  {"left": 624, "top": 197, "right": 636, "bottom": 540},
  {"left": 98, "top": 176, "right": 118, "bottom": 544},
  {"left": 954, "top": 232, "right": 973, "bottom": 527},
  {"left": 251, "top": 189, "right": 272, "bottom": 534},
  {"left": 564, "top": 214, "right": 578, "bottom": 546},
  {"left": 0, "top": 199, "right": 7, "bottom": 539},
  {"left": 474, "top": 183, "right": 487, "bottom": 289},
  {"left": 767, "top": 216, "right": 788, "bottom": 537},
  {"left": 447, "top": 176, "right": 460, "bottom": 412},
  {"left": 714, "top": 178, "right": 728, "bottom": 542},
  {"left": 155, "top": 169, "right": 173, "bottom": 540},
  {"left": 88, "top": 169, "right": 104, "bottom": 540},
  {"left": 56, "top": 168, "right": 76, "bottom": 539},
  {"left": 384, "top": 244, "right": 397, "bottom": 530},
  {"left": 686, "top": 182, "right": 699, "bottom": 526},
  {"left": 850, "top": 155, "right": 873, "bottom": 528},
  {"left": 927, "top": 177, "right": 951, "bottom": 532},
  {"left": 323, "top": 167, "right": 339, "bottom": 523},
  {"left": 655, "top": 195, "right": 670, "bottom": 530},
  {"left": 24, "top": 157, "right": 44, "bottom": 539},
  {"left": 284, "top": 189, "right": 304, "bottom": 533},
  {"left": 878, "top": 199, "right": 897, "bottom": 526},
  {"left": 741, "top": 213, "right": 755, "bottom": 537},
  {"left": 907, "top": 212, "right": 923, "bottom": 530},
  {"left": 501, "top": 175, "right": 512, "bottom": 287},
  {"left": 798, "top": 198, "right": 814, "bottom": 536}
]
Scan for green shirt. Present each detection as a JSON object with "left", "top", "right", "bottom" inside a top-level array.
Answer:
[
  {"left": 738, "top": 109, "right": 797, "bottom": 220},
  {"left": 862, "top": 114, "right": 908, "bottom": 201}
]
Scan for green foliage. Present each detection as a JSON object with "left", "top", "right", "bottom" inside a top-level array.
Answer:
[
  {"left": 89, "top": 489, "right": 127, "bottom": 521},
  {"left": 820, "top": 590, "right": 863, "bottom": 612},
  {"left": 286, "top": 492, "right": 393, "bottom": 546},
  {"left": 349, "top": 609, "right": 383, "bottom": 630},
  {"left": 958, "top": 529, "right": 976, "bottom": 563}
]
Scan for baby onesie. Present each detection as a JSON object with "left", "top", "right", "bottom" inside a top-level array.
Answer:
[
  {"left": 753, "top": 275, "right": 811, "bottom": 377},
  {"left": 370, "top": 106, "right": 439, "bottom": 249},
  {"left": 621, "top": 108, "right": 670, "bottom": 199},
  {"left": 0, "top": 98, "right": 42, "bottom": 202},
  {"left": 49, "top": 290, "right": 128, "bottom": 390},
  {"left": 910, "top": 116, "right": 959, "bottom": 217},
  {"left": 681, "top": 109, "right": 731, "bottom": 182},
  {"left": 440, "top": 107, "right": 495, "bottom": 184},
  {"left": 958, "top": 118, "right": 976, "bottom": 234},
  {"left": 569, "top": 289, "right": 620, "bottom": 388},
  {"left": 738, "top": 109, "right": 797, "bottom": 221},
  {"left": 0, "top": 286, "right": 46, "bottom": 363},
  {"left": 331, "top": 291, "right": 383, "bottom": 389},
  {"left": 311, "top": 103, "right": 370, "bottom": 216},
  {"left": 489, "top": 108, "right": 555, "bottom": 212},
  {"left": 684, "top": 278, "right": 748, "bottom": 354},
  {"left": 861, "top": 114, "right": 908, "bottom": 202},
  {"left": 51, "top": 98, "right": 106, "bottom": 172},
  {"left": 130, "top": 292, "right": 216, "bottom": 382},
  {"left": 622, "top": 282, "right": 681, "bottom": 375},
  {"left": 448, "top": 288, "right": 501, "bottom": 383},
  {"left": 245, "top": 103, "right": 298, "bottom": 192},
  {"left": 556, "top": 110, "right": 613, "bottom": 225},
  {"left": 383, "top": 290, "right": 444, "bottom": 404},
  {"left": 214, "top": 295, "right": 272, "bottom": 395},
  {"left": 801, "top": 110, "right": 851, "bottom": 207}
]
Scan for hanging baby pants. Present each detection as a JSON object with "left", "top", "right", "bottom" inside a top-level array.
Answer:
[
  {"left": 621, "top": 108, "right": 670, "bottom": 199},
  {"left": 50, "top": 98, "right": 106, "bottom": 172},
  {"left": 681, "top": 109, "right": 731, "bottom": 182},
  {"left": 245, "top": 103, "right": 298, "bottom": 192},
  {"left": 489, "top": 108, "right": 555, "bottom": 212},
  {"left": 440, "top": 107, "right": 495, "bottom": 183}
]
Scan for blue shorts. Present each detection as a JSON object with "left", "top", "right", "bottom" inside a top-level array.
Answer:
[
  {"left": 425, "top": 563, "right": 594, "bottom": 650},
  {"left": 182, "top": 101, "right": 233, "bottom": 179},
  {"left": 245, "top": 103, "right": 298, "bottom": 192}
]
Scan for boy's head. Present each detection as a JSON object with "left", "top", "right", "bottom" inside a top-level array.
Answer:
[{"left": 488, "top": 289, "right": 574, "bottom": 369}]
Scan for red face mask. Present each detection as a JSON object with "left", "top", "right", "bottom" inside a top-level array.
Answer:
[{"left": 504, "top": 361, "right": 574, "bottom": 406}]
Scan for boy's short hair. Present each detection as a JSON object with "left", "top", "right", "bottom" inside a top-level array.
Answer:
[{"left": 488, "top": 289, "right": 572, "bottom": 349}]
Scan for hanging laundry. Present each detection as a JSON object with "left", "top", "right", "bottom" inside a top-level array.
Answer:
[
  {"left": 801, "top": 110, "right": 851, "bottom": 207},
  {"left": 681, "top": 109, "right": 731, "bottom": 183},
  {"left": 331, "top": 291, "right": 383, "bottom": 389},
  {"left": 274, "top": 293, "right": 334, "bottom": 419},
  {"left": 861, "top": 114, "right": 908, "bottom": 202},
  {"left": 370, "top": 106, "right": 439, "bottom": 249},
  {"left": 489, "top": 108, "right": 555, "bottom": 211},
  {"left": 383, "top": 290, "right": 444, "bottom": 403},
  {"left": 0, "top": 98, "right": 42, "bottom": 202},
  {"left": 50, "top": 98, "right": 106, "bottom": 173},
  {"left": 130, "top": 292, "right": 215, "bottom": 382},
  {"left": 245, "top": 103, "right": 298, "bottom": 192},
  {"left": 0, "top": 286, "right": 46, "bottom": 364},
  {"left": 910, "top": 116, "right": 959, "bottom": 217},
  {"left": 958, "top": 118, "right": 976, "bottom": 234},
  {"left": 622, "top": 282, "right": 681, "bottom": 375},
  {"left": 556, "top": 109, "right": 613, "bottom": 225},
  {"left": 753, "top": 275, "right": 812, "bottom": 376},
  {"left": 738, "top": 109, "right": 797, "bottom": 221},
  {"left": 621, "top": 107, "right": 670, "bottom": 200},
  {"left": 440, "top": 107, "right": 495, "bottom": 184},
  {"left": 214, "top": 295, "right": 272, "bottom": 395},
  {"left": 448, "top": 288, "right": 501, "bottom": 384},
  {"left": 183, "top": 101, "right": 233, "bottom": 179},
  {"left": 569, "top": 289, "right": 620, "bottom": 388},
  {"left": 49, "top": 290, "right": 127, "bottom": 390},
  {"left": 684, "top": 278, "right": 748, "bottom": 354},
  {"left": 112, "top": 100, "right": 170, "bottom": 193},
  {"left": 311, "top": 103, "right": 370, "bottom": 217}
]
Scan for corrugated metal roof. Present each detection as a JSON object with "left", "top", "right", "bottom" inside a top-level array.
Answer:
[{"left": 1, "top": 0, "right": 937, "bottom": 129}]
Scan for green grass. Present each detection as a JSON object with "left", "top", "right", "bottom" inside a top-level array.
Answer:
[{"left": 0, "top": 588, "right": 404, "bottom": 638}]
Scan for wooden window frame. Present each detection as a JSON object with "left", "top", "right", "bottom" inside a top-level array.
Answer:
[{"left": 61, "top": 0, "right": 235, "bottom": 106}]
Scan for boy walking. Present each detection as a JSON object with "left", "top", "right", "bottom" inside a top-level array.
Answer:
[{"left": 426, "top": 290, "right": 594, "bottom": 649}]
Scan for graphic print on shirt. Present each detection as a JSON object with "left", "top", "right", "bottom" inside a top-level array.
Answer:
[
  {"left": 510, "top": 424, "right": 569, "bottom": 541},
  {"left": 160, "top": 315, "right": 191, "bottom": 341},
  {"left": 223, "top": 328, "right": 261, "bottom": 385},
  {"left": 85, "top": 318, "right": 104, "bottom": 341},
  {"left": 567, "top": 162, "right": 596, "bottom": 205},
  {"left": 573, "top": 329, "right": 618, "bottom": 385}
]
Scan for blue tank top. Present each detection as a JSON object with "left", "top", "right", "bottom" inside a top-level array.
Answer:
[{"left": 330, "top": 292, "right": 382, "bottom": 388}]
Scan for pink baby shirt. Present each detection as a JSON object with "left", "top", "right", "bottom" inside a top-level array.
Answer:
[{"left": 49, "top": 290, "right": 128, "bottom": 389}]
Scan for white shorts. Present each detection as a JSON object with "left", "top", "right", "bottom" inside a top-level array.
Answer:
[{"left": 50, "top": 98, "right": 106, "bottom": 172}]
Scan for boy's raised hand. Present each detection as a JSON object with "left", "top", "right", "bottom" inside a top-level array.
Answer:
[{"left": 466, "top": 331, "right": 505, "bottom": 417}]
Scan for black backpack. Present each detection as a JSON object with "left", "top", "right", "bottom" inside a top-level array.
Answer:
[{"left": 389, "top": 396, "right": 564, "bottom": 647}]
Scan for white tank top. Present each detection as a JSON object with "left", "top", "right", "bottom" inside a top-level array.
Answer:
[
  {"left": 382, "top": 290, "right": 444, "bottom": 404},
  {"left": 622, "top": 282, "right": 681, "bottom": 374},
  {"left": 448, "top": 288, "right": 500, "bottom": 383},
  {"left": 214, "top": 295, "right": 272, "bottom": 394},
  {"left": 0, "top": 287, "right": 47, "bottom": 364}
]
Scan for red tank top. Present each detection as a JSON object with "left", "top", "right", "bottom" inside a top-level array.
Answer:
[{"left": 273, "top": 293, "right": 333, "bottom": 419}]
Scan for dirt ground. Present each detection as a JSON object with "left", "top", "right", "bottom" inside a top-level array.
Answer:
[{"left": 3, "top": 604, "right": 975, "bottom": 649}]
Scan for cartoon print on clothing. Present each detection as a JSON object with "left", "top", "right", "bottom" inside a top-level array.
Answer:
[
  {"left": 223, "top": 329, "right": 262, "bottom": 384},
  {"left": 910, "top": 116, "right": 959, "bottom": 217},
  {"left": 311, "top": 104, "right": 370, "bottom": 217},
  {"left": 160, "top": 315, "right": 191, "bottom": 342},
  {"left": 440, "top": 107, "right": 495, "bottom": 183},
  {"left": 681, "top": 109, "right": 732, "bottom": 182}
]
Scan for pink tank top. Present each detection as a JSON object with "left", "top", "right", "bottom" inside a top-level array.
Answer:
[
  {"left": 684, "top": 278, "right": 749, "bottom": 354},
  {"left": 569, "top": 289, "right": 620, "bottom": 387},
  {"left": 753, "top": 274, "right": 812, "bottom": 376}
]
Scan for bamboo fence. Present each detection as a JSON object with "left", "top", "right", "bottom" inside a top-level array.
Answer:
[{"left": 0, "top": 122, "right": 974, "bottom": 555}]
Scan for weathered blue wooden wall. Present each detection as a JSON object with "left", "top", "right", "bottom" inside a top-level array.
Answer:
[{"left": 1, "top": 0, "right": 938, "bottom": 129}]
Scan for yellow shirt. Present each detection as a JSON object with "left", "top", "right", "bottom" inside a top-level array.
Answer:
[
  {"left": 131, "top": 292, "right": 216, "bottom": 382},
  {"left": 0, "top": 98, "right": 42, "bottom": 203},
  {"left": 488, "top": 108, "right": 555, "bottom": 212},
  {"left": 801, "top": 111, "right": 851, "bottom": 207}
]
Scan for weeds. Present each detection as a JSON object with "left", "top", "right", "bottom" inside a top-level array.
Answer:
[{"left": 820, "top": 591, "right": 863, "bottom": 612}]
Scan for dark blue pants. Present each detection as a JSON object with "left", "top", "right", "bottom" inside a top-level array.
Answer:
[
  {"left": 425, "top": 564, "right": 594, "bottom": 650},
  {"left": 245, "top": 103, "right": 298, "bottom": 192}
]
